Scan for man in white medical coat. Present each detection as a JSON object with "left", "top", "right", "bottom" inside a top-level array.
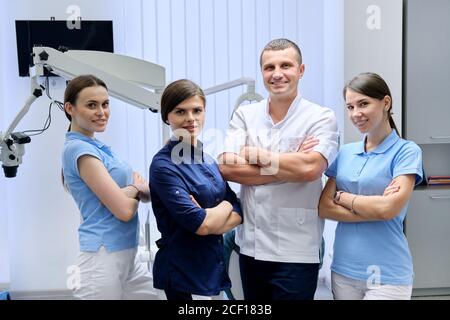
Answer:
[{"left": 218, "top": 38, "right": 339, "bottom": 300}]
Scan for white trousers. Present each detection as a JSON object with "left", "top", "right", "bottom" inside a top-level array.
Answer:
[
  {"left": 73, "top": 246, "right": 156, "bottom": 300},
  {"left": 331, "top": 271, "right": 413, "bottom": 300}
]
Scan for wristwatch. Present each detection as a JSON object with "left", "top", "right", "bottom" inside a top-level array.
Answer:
[{"left": 128, "top": 184, "right": 141, "bottom": 201}]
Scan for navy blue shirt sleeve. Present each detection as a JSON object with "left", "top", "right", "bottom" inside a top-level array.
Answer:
[
  {"left": 150, "top": 165, "right": 207, "bottom": 234},
  {"left": 223, "top": 183, "right": 243, "bottom": 222}
]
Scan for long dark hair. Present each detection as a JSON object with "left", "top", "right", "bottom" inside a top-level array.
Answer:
[
  {"left": 343, "top": 72, "right": 399, "bottom": 135},
  {"left": 62, "top": 75, "right": 108, "bottom": 188}
]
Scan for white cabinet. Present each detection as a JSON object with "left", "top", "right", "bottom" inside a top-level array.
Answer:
[
  {"left": 404, "top": 0, "right": 450, "bottom": 145},
  {"left": 405, "top": 189, "right": 450, "bottom": 290},
  {"left": 404, "top": 0, "right": 450, "bottom": 295}
]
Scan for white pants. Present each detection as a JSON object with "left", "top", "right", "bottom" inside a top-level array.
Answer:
[
  {"left": 331, "top": 271, "right": 412, "bottom": 300},
  {"left": 73, "top": 246, "right": 156, "bottom": 300}
]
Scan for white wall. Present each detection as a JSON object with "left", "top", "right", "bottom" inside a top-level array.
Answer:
[
  {"left": 141, "top": 0, "right": 326, "bottom": 135},
  {"left": 0, "top": 2, "right": 11, "bottom": 288},
  {"left": 343, "top": 0, "right": 403, "bottom": 143},
  {"left": 0, "top": 0, "right": 330, "bottom": 293},
  {"left": 321, "top": 0, "right": 344, "bottom": 290}
]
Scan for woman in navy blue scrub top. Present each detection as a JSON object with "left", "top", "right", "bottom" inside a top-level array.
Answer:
[
  {"left": 319, "top": 73, "right": 422, "bottom": 300},
  {"left": 149, "top": 79, "right": 243, "bottom": 300}
]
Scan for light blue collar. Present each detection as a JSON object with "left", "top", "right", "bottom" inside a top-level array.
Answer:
[
  {"left": 354, "top": 130, "right": 399, "bottom": 155},
  {"left": 65, "top": 131, "right": 107, "bottom": 149}
]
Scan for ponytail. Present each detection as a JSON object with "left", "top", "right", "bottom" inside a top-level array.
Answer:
[
  {"left": 344, "top": 72, "right": 401, "bottom": 136},
  {"left": 62, "top": 112, "right": 71, "bottom": 189},
  {"left": 388, "top": 113, "right": 399, "bottom": 136}
]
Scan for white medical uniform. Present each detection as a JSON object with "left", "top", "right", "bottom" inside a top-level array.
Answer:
[{"left": 221, "top": 95, "right": 339, "bottom": 263}]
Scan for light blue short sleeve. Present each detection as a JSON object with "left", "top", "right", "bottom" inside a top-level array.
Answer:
[
  {"left": 325, "top": 154, "right": 338, "bottom": 178},
  {"left": 63, "top": 140, "right": 102, "bottom": 177},
  {"left": 392, "top": 141, "right": 423, "bottom": 185}
]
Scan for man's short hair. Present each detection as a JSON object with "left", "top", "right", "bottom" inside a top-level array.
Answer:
[{"left": 259, "top": 38, "right": 302, "bottom": 66}]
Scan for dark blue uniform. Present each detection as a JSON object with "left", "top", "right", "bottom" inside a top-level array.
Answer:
[{"left": 149, "top": 140, "right": 242, "bottom": 297}]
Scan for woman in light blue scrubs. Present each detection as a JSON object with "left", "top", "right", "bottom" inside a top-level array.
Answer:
[
  {"left": 319, "top": 72, "right": 423, "bottom": 300},
  {"left": 62, "top": 75, "right": 155, "bottom": 299}
]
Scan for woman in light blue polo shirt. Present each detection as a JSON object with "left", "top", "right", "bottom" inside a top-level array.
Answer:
[
  {"left": 61, "top": 75, "right": 154, "bottom": 299},
  {"left": 319, "top": 73, "right": 423, "bottom": 300}
]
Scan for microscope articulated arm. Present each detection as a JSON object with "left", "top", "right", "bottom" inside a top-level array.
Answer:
[{"left": 1, "top": 47, "right": 166, "bottom": 177}]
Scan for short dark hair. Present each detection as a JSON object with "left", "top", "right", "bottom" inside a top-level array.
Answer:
[
  {"left": 259, "top": 38, "right": 302, "bottom": 66},
  {"left": 343, "top": 72, "right": 398, "bottom": 134},
  {"left": 64, "top": 74, "right": 108, "bottom": 122},
  {"left": 160, "top": 79, "right": 205, "bottom": 125}
]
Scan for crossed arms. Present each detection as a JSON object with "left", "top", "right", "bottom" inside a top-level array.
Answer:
[
  {"left": 318, "top": 174, "right": 416, "bottom": 222},
  {"left": 78, "top": 155, "right": 150, "bottom": 222},
  {"left": 218, "top": 137, "right": 328, "bottom": 185}
]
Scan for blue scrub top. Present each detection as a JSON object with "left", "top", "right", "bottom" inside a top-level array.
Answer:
[
  {"left": 149, "top": 139, "right": 242, "bottom": 296},
  {"left": 326, "top": 130, "right": 423, "bottom": 285},
  {"left": 62, "top": 132, "right": 139, "bottom": 253}
]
